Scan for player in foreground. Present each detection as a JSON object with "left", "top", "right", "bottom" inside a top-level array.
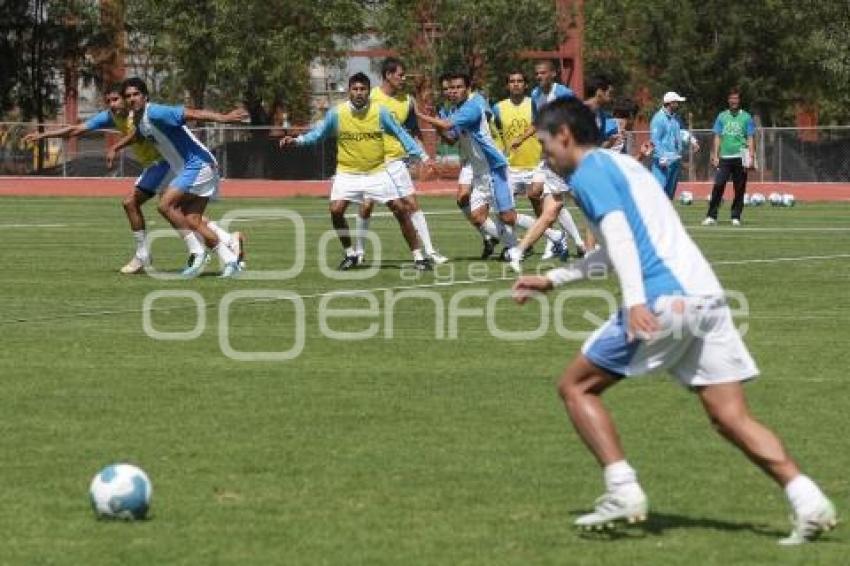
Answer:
[
  {"left": 357, "top": 57, "right": 447, "bottom": 266},
  {"left": 110, "top": 77, "right": 246, "bottom": 277},
  {"left": 23, "top": 83, "right": 183, "bottom": 274},
  {"left": 280, "top": 72, "right": 431, "bottom": 271},
  {"left": 512, "top": 98, "right": 836, "bottom": 545}
]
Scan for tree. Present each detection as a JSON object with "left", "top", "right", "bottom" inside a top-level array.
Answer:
[
  {"left": 0, "top": 0, "right": 104, "bottom": 168},
  {"left": 376, "top": 0, "right": 559, "bottom": 102}
]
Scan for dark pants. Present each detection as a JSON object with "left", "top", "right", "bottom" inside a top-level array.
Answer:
[{"left": 707, "top": 158, "right": 747, "bottom": 220}]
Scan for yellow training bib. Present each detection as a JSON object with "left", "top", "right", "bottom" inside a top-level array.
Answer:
[
  {"left": 113, "top": 113, "right": 162, "bottom": 167},
  {"left": 336, "top": 102, "right": 386, "bottom": 174},
  {"left": 370, "top": 86, "right": 412, "bottom": 162},
  {"left": 495, "top": 97, "right": 540, "bottom": 169}
]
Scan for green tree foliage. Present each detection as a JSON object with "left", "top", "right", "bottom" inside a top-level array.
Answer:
[
  {"left": 0, "top": 0, "right": 104, "bottom": 122},
  {"left": 585, "top": 0, "right": 847, "bottom": 125},
  {"left": 376, "top": 0, "right": 559, "bottom": 101},
  {"left": 125, "top": 0, "right": 370, "bottom": 122}
]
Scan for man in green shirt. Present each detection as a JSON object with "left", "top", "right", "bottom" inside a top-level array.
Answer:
[{"left": 703, "top": 88, "right": 756, "bottom": 226}]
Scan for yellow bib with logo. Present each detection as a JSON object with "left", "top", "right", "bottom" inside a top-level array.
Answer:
[
  {"left": 370, "top": 86, "right": 412, "bottom": 162},
  {"left": 113, "top": 112, "right": 162, "bottom": 167},
  {"left": 495, "top": 97, "right": 540, "bottom": 169},
  {"left": 336, "top": 102, "right": 386, "bottom": 174}
]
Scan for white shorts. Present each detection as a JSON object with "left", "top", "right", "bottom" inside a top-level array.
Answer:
[
  {"left": 509, "top": 168, "right": 535, "bottom": 196},
  {"left": 469, "top": 176, "right": 493, "bottom": 212},
  {"left": 532, "top": 160, "right": 570, "bottom": 196},
  {"left": 582, "top": 295, "right": 759, "bottom": 387},
  {"left": 458, "top": 163, "right": 473, "bottom": 186},
  {"left": 385, "top": 159, "right": 415, "bottom": 199},
  {"left": 330, "top": 171, "right": 397, "bottom": 204},
  {"left": 171, "top": 165, "right": 219, "bottom": 199}
]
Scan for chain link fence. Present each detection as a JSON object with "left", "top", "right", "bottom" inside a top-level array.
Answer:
[{"left": 3, "top": 122, "right": 850, "bottom": 183}]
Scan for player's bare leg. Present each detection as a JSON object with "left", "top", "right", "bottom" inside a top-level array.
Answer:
[
  {"left": 386, "top": 198, "right": 430, "bottom": 271},
  {"left": 697, "top": 382, "right": 836, "bottom": 544},
  {"left": 459, "top": 183, "right": 499, "bottom": 258},
  {"left": 405, "top": 194, "right": 447, "bottom": 264},
  {"left": 355, "top": 199, "right": 374, "bottom": 265},
  {"left": 558, "top": 354, "right": 648, "bottom": 529},
  {"left": 179, "top": 194, "right": 240, "bottom": 277},
  {"left": 120, "top": 188, "right": 154, "bottom": 273},
  {"left": 330, "top": 199, "right": 359, "bottom": 271}
]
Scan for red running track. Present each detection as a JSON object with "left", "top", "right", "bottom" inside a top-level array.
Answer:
[{"left": 1, "top": 177, "right": 850, "bottom": 201}]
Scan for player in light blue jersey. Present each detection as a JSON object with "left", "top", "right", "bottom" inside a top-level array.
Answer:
[
  {"left": 512, "top": 98, "right": 836, "bottom": 544},
  {"left": 650, "top": 91, "right": 699, "bottom": 199},
  {"left": 417, "top": 71, "right": 519, "bottom": 251},
  {"left": 110, "top": 78, "right": 248, "bottom": 278}
]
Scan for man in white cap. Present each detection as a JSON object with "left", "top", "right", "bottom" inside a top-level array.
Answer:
[{"left": 649, "top": 91, "right": 698, "bottom": 199}]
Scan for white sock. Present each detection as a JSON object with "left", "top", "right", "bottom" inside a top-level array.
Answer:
[
  {"left": 410, "top": 210, "right": 435, "bottom": 254},
  {"left": 545, "top": 228, "right": 564, "bottom": 243},
  {"left": 412, "top": 248, "right": 424, "bottom": 261},
  {"left": 354, "top": 216, "right": 369, "bottom": 255},
  {"left": 516, "top": 213, "right": 535, "bottom": 230},
  {"left": 215, "top": 242, "right": 237, "bottom": 264},
  {"left": 479, "top": 218, "right": 501, "bottom": 240},
  {"left": 181, "top": 231, "right": 205, "bottom": 255},
  {"left": 604, "top": 460, "right": 640, "bottom": 494},
  {"left": 499, "top": 222, "right": 517, "bottom": 248},
  {"left": 344, "top": 246, "right": 355, "bottom": 257},
  {"left": 132, "top": 230, "right": 149, "bottom": 260},
  {"left": 785, "top": 475, "right": 828, "bottom": 516},
  {"left": 558, "top": 208, "right": 584, "bottom": 247},
  {"left": 207, "top": 221, "right": 233, "bottom": 247}
]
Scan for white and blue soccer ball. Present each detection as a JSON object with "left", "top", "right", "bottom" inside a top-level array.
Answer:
[
  {"left": 768, "top": 192, "right": 783, "bottom": 206},
  {"left": 743, "top": 193, "right": 752, "bottom": 206},
  {"left": 782, "top": 193, "right": 796, "bottom": 207},
  {"left": 750, "top": 192, "right": 766, "bottom": 206},
  {"left": 678, "top": 191, "right": 694, "bottom": 205},
  {"left": 89, "top": 463, "right": 152, "bottom": 520}
]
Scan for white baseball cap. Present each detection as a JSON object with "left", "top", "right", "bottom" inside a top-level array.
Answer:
[{"left": 663, "top": 91, "right": 687, "bottom": 104}]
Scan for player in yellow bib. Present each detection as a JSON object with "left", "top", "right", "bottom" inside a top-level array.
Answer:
[
  {"left": 280, "top": 73, "right": 432, "bottom": 271},
  {"left": 352, "top": 58, "right": 447, "bottom": 266},
  {"left": 493, "top": 70, "right": 570, "bottom": 261}
]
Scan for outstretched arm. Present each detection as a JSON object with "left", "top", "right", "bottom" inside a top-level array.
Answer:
[
  {"left": 24, "top": 123, "right": 90, "bottom": 144},
  {"left": 106, "top": 130, "right": 138, "bottom": 168},
  {"left": 379, "top": 107, "right": 426, "bottom": 161},
  {"left": 279, "top": 109, "right": 338, "bottom": 148},
  {"left": 183, "top": 107, "right": 248, "bottom": 124}
]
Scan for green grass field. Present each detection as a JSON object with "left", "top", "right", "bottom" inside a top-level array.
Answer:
[{"left": 1, "top": 195, "right": 848, "bottom": 565}]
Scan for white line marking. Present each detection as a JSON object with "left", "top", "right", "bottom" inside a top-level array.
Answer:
[
  {"left": 3, "top": 253, "right": 849, "bottom": 325},
  {"left": 0, "top": 223, "right": 71, "bottom": 228}
]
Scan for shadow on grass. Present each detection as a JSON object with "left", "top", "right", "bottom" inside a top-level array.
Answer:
[{"left": 571, "top": 510, "right": 787, "bottom": 541}]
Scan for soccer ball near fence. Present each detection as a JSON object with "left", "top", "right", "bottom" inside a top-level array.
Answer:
[
  {"left": 750, "top": 193, "right": 766, "bottom": 206},
  {"left": 769, "top": 192, "right": 783, "bottom": 206},
  {"left": 782, "top": 193, "right": 796, "bottom": 207},
  {"left": 679, "top": 191, "right": 694, "bottom": 205},
  {"left": 89, "top": 463, "right": 152, "bottom": 520}
]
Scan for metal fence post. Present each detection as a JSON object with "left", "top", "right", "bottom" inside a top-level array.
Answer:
[
  {"left": 61, "top": 138, "right": 67, "bottom": 177},
  {"left": 777, "top": 135, "right": 782, "bottom": 182},
  {"left": 759, "top": 128, "right": 765, "bottom": 182}
]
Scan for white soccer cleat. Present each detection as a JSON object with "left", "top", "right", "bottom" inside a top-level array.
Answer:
[
  {"left": 541, "top": 238, "right": 556, "bottom": 260},
  {"left": 354, "top": 250, "right": 366, "bottom": 266},
  {"left": 220, "top": 261, "right": 242, "bottom": 279},
  {"left": 574, "top": 489, "right": 649, "bottom": 530},
  {"left": 120, "top": 255, "right": 149, "bottom": 275},
  {"left": 778, "top": 500, "right": 837, "bottom": 545},
  {"left": 701, "top": 217, "right": 717, "bottom": 226},
  {"left": 731, "top": 219, "right": 741, "bottom": 226},
  {"left": 428, "top": 251, "right": 449, "bottom": 265},
  {"left": 230, "top": 231, "right": 246, "bottom": 269},
  {"left": 507, "top": 247, "right": 524, "bottom": 274}
]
